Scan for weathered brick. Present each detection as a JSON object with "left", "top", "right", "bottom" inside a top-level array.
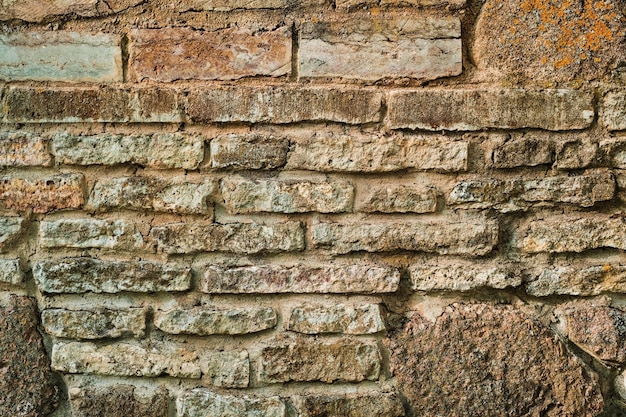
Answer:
[
  {"left": 150, "top": 221, "right": 304, "bottom": 254},
  {"left": 178, "top": 0, "right": 324, "bottom": 10},
  {"left": 312, "top": 215, "right": 498, "bottom": 256},
  {"left": 39, "top": 219, "right": 144, "bottom": 251},
  {"left": 356, "top": 184, "right": 438, "bottom": 213},
  {"left": 0, "top": 0, "right": 142, "bottom": 22},
  {"left": 603, "top": 91, "right": 626, "bottom": 131},
  {"left": 491, "top": 133, "right": 555, "bottom": 168},
  {"left": 555, "top": 135, "right": 601, "bottom": 170},
  {"left": 154, "top": 307, "right": 277, "bottom": 335},
  {"left": 178, "top": 389, "right": 285, "bottom": 417},
  {"left": 52, "top": 132, "right": 204, "bottom": 170},
  {"left": 186, "top": 86, "right": 382, "bottom": 124},
  {"left": 130, "top": 27, "right": 291, "bottom": 82},
  {"left": 387, "top": 89, "right": 595, "bottom": 131},
  {"left": 88, "top": 176, "right": 216, "bottom": 215},
  {"left": 517, "top": 214, "right": 626, "bottom": 253},
  {"left": 209, "top": 133, "right": 289, "bottom": 170},
  {"left": 294, "top": 392, "right": 405, "bottom": 417},
  {"left": 288, "top": 304, "right": 385, "bottom": 334},
  {"left": 526, "top": 264, "right": 626, "bottom": 296},
  {"left": 0, "top": 132, "right": 52, "bottom": 167},
  {"left": 33, "top": 257, "right": 191, "bottom": 294},
  {"left": 0, "top": 216, "right": 23, "bottom": 250},
  {"left": 69, "top": 385, "right": 168, "bottom": 417},
  {"left": 0, "top": 32, "right": 121, "bottom": 82},
  {"left": 337, "top": 0, "right": 464, "bottom": 9},
  {"left": 42, "top": 308, "right": 146, "bottom": 339},
  {"left": 130, "top": 88, "right": 183, "bottom": 123},
  {"left": 259, "top": 337, "right": 381, "bottom": 383},
  {"left": 202, "top": 264, "right": 400, "bottom": 294},
  {"left": 409, "top": 262, "right": 522, "bottom": 291},
  {"left": 220, "top": 177, "right": 353, "bottom": 214},
  {"left": 300, "top": 17, "right": 460, "bottom": 82},
  {"left": 0, "top": 173, "right": 84, "bottom": 213},
  {"left": 602, "top": 139, "right": 626, "bottom": 169},
  {"left": 286, "top": 133, "right": 468, "bottom": 172},
  {"left": 0, "top": 259, "right": 21, "bottom": 284}
]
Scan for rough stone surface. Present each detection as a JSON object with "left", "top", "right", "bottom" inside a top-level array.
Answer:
[
  {"left": 39, "top": 219, "right": 144, "bottom": 251},
  {"left": 0, "top": 173, "right": 85, "bottom": 213},
  {"left": 337, "top": 0, "right": 464, "bottom": 9},
  {"left": 312, "top": 215, "right": 498, "bottom": 256},
  {"left": 69, "top": 385, "right": 168, "bottom": 417},
  {"left": 88, "top": 176, "right": 216, "bottom": 215},
  {"left": 491, "top": 133, "right": 555, "bottom": 169},
  {"left": 299, "top": 17, "right": 461, "bottom": 81},
  {"left": 0, "top": 0, "right": 142, "bottom": 22},
  {"left": 179, "top": 0, "right": 324, "bottom": 10},
  {"left": 220, "top": 177, "right": 353, "bottom": 214},
  {"left": 131, "top": 87, "right": 183, "bottom": 122},
  {"left": 34, "top": 257, "right": 191, "bottom": 294},
  {"left": 387, "top": 89, "right": 595, "bottom": 131},
  {"left": 154, "top": 307, "right": 277, "bottom": 335},
  {"left": 258, "top": 337, "right": 381, "bottom": 383},
  {"left": 178, "top": 389, "right": 285, "bottom": 417},
  {"left": 527, "top": 264, "right": 626, "bottom": 296},
  {"left": 0, "top": 216, "right": 23, "bottom": 250},
  {"left": 202, "top": 264, "right": 400, "bottom": 294},
  {"left": 0, "top": 259, "right": 21, "bottom": 284},
  {"left": 0, "top": 132, "right": 52, "bottom": 167},
  {"left": 150, "top": 221, "right": 304, "bottom": 254},
  {"left": 42, "top": 308, "right": 146, "bottom": 339},
  {"left": 356, "top": 184, "right": 438, "bottom": 213},
  {"left": 603, "top": 91, "right": 626, "bottom": 131},
  {"left": 130, "top": 27, "right": 291, "bottom": 81},
  {"left": 286, "top": 133, "right": 468, "bottom": 173},
  {"left": 209, "top": 133, "right": 289, "bottom": 170},
  {"left": 0, "top": 296, "right": 59, "bottom": 417},
  {"left": 52, "top": 132, "right": 204, "bottom": 170},
  {"left": 294, "top": 392, "right": 405, "bottom": 417},
  {"left": 555, "top": 135, "right": 601, "bottom": 170},
  {"left": 385, "top": 303, "right": 604, "bottom": 417},
  {"left": 288, "top": 304, "right": 385, "bottom": 334},
  {"left": 409, "top": 262, "right": 522, "bottom": 291}
]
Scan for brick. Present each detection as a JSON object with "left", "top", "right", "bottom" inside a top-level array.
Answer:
[
  {"left": 0, "top": 132, "right": 52, "bottom": 167},
  {"left": 5, "top": 87, "right": 130, "bottom": 123},
  {"left": 39, "top": 219, "right": 144, "bottom": 251},
  {"left": 409, "top": 262, "right": 522, "bottom": 291},
  {"left": 130, "top": 27, "right": 291, "bottom": 82},
  {"left": 42, "top": 308, "right": 146, "bottom": 339},
  {"left": 220, "top": 177, "right": 353, "bottom": 214},
  {"left": 0, "top": 173, "right": 84, "bottom": 213},
  {"left": 130, "top": 88, "right": 183, "bottom": 123},
  {"left": 186, "top": 86, "right": 382, "bottom": 124},
  {"left": 286, "top": 133, "right": 468, "bottom": 172},
  {"left": 0, "top": 216, "right": 23, "bottom": 250},
  {"left": 52, "top": 132, "right": 204, "bottom": 170},
  {"left": 201, "top": 350, "right": 250, "bottom": 388},
  {"left": 258, "top": 337, "right": 381, "bottom": 383},
  {"left": 517, "top": 214, "right": 626, "bottom": 253},
  {"left": 300, "top": 17, "right": 461, "bottom": 81},
  {"left": 527, "top": 264, "right": 626, "bottom": 296},
  {"left": 387, "top": 89, "right": 595, "bottom": 131},
  {"left": 88, "top": 176, "right": 216, "bottom": 215},
  {"left": 602, "top": 90, "right": 626, "bottom": 131},
  {"left": 294, "top": 392, "right": 405, "bottom": 417},
  {"left": 69, "top": 385, "right": 168, "bottom": 417},
  {"left": 0, "top": 32, "right": 121, "bottom": 82},
  {"left": 150, "top": 221, "right": 304, "bottom": 254},
  {"left": 312, "top": 215, "right": 498, "bottom": 256},
  {"left": 337, "top": 0, "right": 464, "bottom": 9},
  {"left": 288, "top": 304, "right": 385, "bottom": 334},
  {"left": 154, "top": 307, "right": 277, "bottom": 335},
  {"left": 178, "top": 0, "right": 324, "bottom": 10},
  {"left": 209, "top": 134, "right": 289, "bottom": 170},
  {"left": 356, "top": 184, "right": 438, "bottom": 213},
  {"left": 555, "top": 136, "right": 600, "bottom": 169},
  {"left": 491, "top": 133, "right": 555, "bottom": 168},
  {"left": 0, "top": 0, "right": 98, "bottom": 21},
  {"left": 33, "top": 257, "right": 191, "bottom": 294},
  {"left": 201, "top": 264, "right": 400, "bottom": 294},
  {"left": 0, "top": 259, "right": 21, "bottom": 284},
  {"left": 178, "top": 389, "right": 285, "bottom": 417}
]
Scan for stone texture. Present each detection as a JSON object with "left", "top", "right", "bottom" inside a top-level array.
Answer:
[
  {"left": 52, "top": 132, "right": 204, "bottom": 170},
  {"left": 0, "top": 32, "right": 121, "bottom": 82},
  {"left": 409, "top": 262, "right": 522, "bottom": 291},
  {"left": 42, "top": 308, "right": 146, "bottom": 339},
  {"left": 312, "top": 215, "right": 498, "bottom": 256},
  {"left": 387, "top": 89, "right": 595, "bottom": 131},
  {"left": 527, "top": 264, "right": 626, "bottom": 296},
  {"left": 150, "top": 221, "right": 304, "bottom": 254},
  {"left": 474, "top": 0, "right": 626, "bottom": 82},
  {"left": 34, "top": 257, "right": 192, "bottom": 294},
  {"left": 220, "top": 177, "right": 353, "bottom": 213},
  {"left": 154, "top": 307, "right": 277, "bottom": 335},
  {"left": 299, "top": 17, "right": 461, "bottom": 81},
  {"left": 88, "top": 176, "right": 216, "bottom": 215},
  {"left": 0, "top": 296, "right": 59, "bottom": 417},
  {"left": 130, "top": 88, "right": 183, "bottom": 122},
  {"left": 186, "top": 86, "right": 382, "bottom": 124},
  {"left": 603, "top": 91, "right": 626, "bottom": 131},
  {"left": 337, "top": 0, "right": 464, "bottom": 9},
  {"left": 0, "top": 216, "right": 23, "bottom": 250},
  {"left": 0, "top": 0, "right": 142, "bottom": 22},
  {"left": 0, "top": 173, "right": 84, "bottom": 213},
  {"left": 555, "top": 135, "right": 601, "bottom": 170},
  {"left": 517, "top": 214, "right": 626, "bottom": 253},
  {"left": 288, "top": 304, "right": 385, "bottom": 334},
  {"left": 294, "top": 392, "right": 405, "bottom": 417},
  {"left": 130, "top": 27, "right": 291, "bottom": 81},
  {"left": 69, "top": 385, "right": 168, "bottom": 417},
  {"left": 179, "top": 0, "right": 324, "bottom": 10},
  {"left": 385, "top": 303, "right": 604, "bottom": 417},
  {"left": 258, "top": 337, "right": 381, "bottom": 383},
  {"left": 209, "top": 133, "right": 289, "bottom": 170},
  {"left": 286, "top": 133, "right": 468, "bottom": 173},
  {"left": 0, "top": 259, "right": 21, "bottom": 284},
  {"left": 201, "top": 264, "right": 400, "bottom": 294},
  {"left": 491, "top": 133, "right": 555, "bottom": 169},
  {"left": 178, "top": 389, "right": 285, "bottom": 417},
  {"left": 0, "top": 132, "right": 52, "bottom": 167},
  {"left": 39, "top": 219, "right": 144, "bottom": 251},
  {"left": 356, "top": 184, "right": 438, "bottom": 213}
]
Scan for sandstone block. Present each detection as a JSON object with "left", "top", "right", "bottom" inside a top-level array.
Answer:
[
  {"left": 294, "top": 392, "right": 405, "bottom": 417},
  {"left": 491, "top": 133, "right": 555, "bottom": 168},
  {"left": 177, "top": 389, "right": 285, "bottom": 417},
  {"left": 0, "top": 216, "right": 23, "bottom": 250},
  {"left": 42, "top": 308, "right": 146, "bottom": 339},
  {"left": 0, "top": 132, "right": 52, "bottom": 167},
  {"left": 555, "top": 136, "right": 601, "bottom": 170},
  {"left": 603, "top": 91, "right": 626, "bottom": 131},
  {"left": 130, "top": 88, "right": 183, "bottom": 122},
  {"left": 356, "top": 184, "right": 438, "bottom": 213},
  {"left": 201, "top": 350, "right": 250, "bottom": 388},
  {"left": 0, "top": 259, "right": 21, "bottom": 284},
  {"left": 154, "top": 307, "right": 277, "bottom": 335},
  {"left": 33, "top": 257, "right": 191, "bottom": 294},
  {"left": 0, "top": 0, "right": 142, "bottom": 22},
  {"left": 39, "top": 219, "right": 144, "bottom": 251},
  {"left": 209, "top": 133, "right": 289, "bottom": 170},
  {"left": 0, "top": 173, "right": 84, "bottom": 213},
  {"left": 337, "top": 0, "right": 464, "bottom": 9},
  {"left": 178, "top": 0, "right": 324, "bottom": 10},
  {"left": 409, "top": 262, "right": 522, "bottom": 291},
  {"left": 69, "top": 385, "right": 168, "bottom": 417},
  {"left": 527, "top": 264, "right": 626, "bottom": 296},
  {"left": 288, "top": 304, "right": 385, "bottom": 334}
]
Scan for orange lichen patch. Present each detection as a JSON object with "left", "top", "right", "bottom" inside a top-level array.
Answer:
[{"left": 0, "top": 175, "right": 84, "bottom": 213}]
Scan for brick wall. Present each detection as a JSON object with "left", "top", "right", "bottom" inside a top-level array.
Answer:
[{"left": 1, "top": 0, "right": 626, "bottom": 416}]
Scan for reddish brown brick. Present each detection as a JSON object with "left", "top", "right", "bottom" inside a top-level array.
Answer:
[{"left": 0, "top": 174, "right": 84, "bottom": 213}]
